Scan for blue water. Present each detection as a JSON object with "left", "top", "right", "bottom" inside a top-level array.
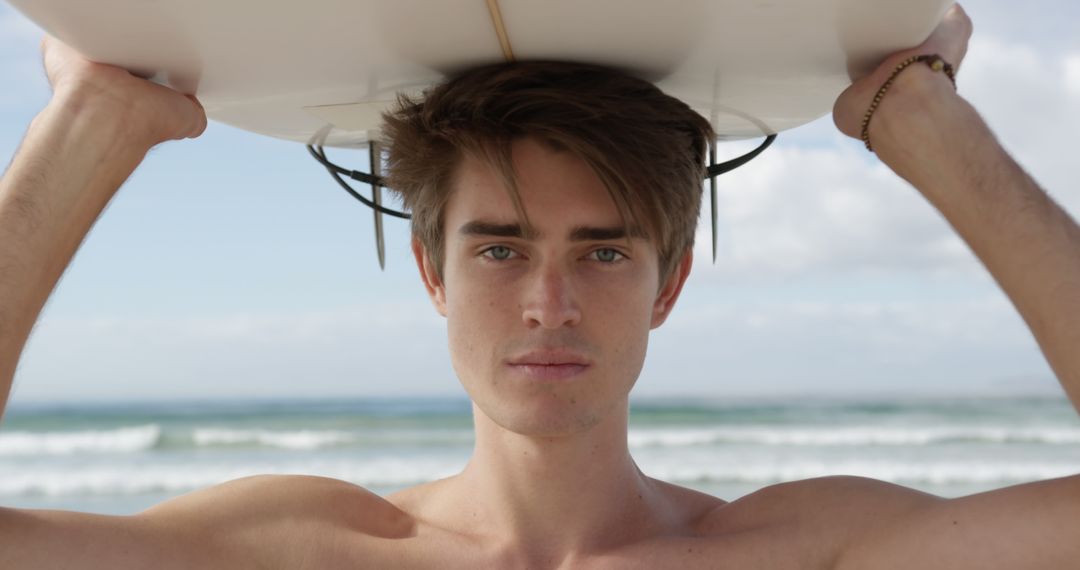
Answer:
[{"left": 2, "top": 395, "right": 1079, "bottom": 515}]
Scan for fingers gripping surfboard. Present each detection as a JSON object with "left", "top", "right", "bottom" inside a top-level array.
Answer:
[{"left": 7, "top": 0, "right": 954, "bottom": 266}]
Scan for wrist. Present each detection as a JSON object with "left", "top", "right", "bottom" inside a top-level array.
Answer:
[
  {"left": 46, "top": 84, "right": 157, "bottom": 153},
  {"left": 22, "top": 93, "right": 153, "bottom": 215},
  {"left": 872, "top": 63, "right": 959, "bottom": 127},
  {"left": 865, "top": 64, "right": 971, "bottom": 182},
  {"left": 861, "top": 55, "right": 956, "bottom": 150}
]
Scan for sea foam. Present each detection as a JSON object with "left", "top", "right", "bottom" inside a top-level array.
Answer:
[
  {"left": 0, "top": 425, "right": 161, "bottom": 456},
  {"left": 192, "top": 428, "right": 356, "bottom": 450}
]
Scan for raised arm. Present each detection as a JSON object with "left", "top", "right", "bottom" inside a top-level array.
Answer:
[
  {"left": 830, "top": 5, "right": 1080, "bottom": 569},
  {"left": 0, "top": 35, "right": 214, "bottom": 569},
  {"left": 836, "top": 5, "right": 1080, "bottom": 415},
  {"left": 0, "top": 37, "right": 205, "bottom": 417}
]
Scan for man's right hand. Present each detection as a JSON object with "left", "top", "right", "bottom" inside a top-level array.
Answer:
[{"left": 41, "top": 35, "right": 207, "bottom": 148}]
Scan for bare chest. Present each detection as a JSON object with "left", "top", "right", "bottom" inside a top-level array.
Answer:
[{"left": 308, "top": 522, "right": 832, "bottom": 570}]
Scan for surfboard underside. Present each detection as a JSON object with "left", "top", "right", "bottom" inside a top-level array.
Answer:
[{"left": 8, "top": 0, "right": 954, "bottom": 147}]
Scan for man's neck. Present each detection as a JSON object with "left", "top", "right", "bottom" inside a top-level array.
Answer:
[{"left": 442, "top": 400, "right": 677, "bottom": 560}]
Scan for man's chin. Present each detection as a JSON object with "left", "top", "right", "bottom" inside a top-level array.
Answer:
[
  {"left": 473, "top": 392, "right": 616, "bottom": 438},
  {"left": 492, "top": 413, "right": 604, "bottom": 439}
]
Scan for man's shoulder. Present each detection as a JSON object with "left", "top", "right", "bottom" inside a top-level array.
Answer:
[
  {"left": 704, "top": 475, "right": 936, "bottom": 523},
  {"left": 696, "top": 476, "right": 939, "bottom": 568},
  {"left": 141, "top": 474, "right": 415, "bottom": 567},
  {"left": 150, "top": 473, "right": 415, "bottom": 532},
  {"left": 0, "top": 475, "right": 412, "bottom": 570}
]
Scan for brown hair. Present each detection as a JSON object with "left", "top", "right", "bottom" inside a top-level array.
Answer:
[{"left": 380, "top": 61, "right": 714, "bottom": 282}]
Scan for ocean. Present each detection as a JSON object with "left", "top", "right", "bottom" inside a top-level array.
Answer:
[{"left": 2, "top": 395, "right": 1079, "bottom": 515}]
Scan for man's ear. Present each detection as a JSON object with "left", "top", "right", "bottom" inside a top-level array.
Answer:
[
  {"left": 412, "top": 237, "right": 447, "bottom": 317},
  {"left": 650, "top": 249, "right": 693, "bottom": 329}
]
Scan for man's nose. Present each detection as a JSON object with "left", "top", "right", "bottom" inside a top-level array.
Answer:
[{"left": 521, "top": 262, "right": 582, "bottom": 329}]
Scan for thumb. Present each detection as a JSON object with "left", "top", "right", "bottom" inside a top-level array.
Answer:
[{"left": 184, "top": 94, "right": 208, "bottom": 139}]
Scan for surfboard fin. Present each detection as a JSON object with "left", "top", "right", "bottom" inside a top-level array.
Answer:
[
  {"left": 710, "top": 142, "right": 719, "bottom": 263},
  {"left": 307, "top": 143, "right": 411, "bottom": 271},
  {"left": 370, "top": 142, "right": 386, "bottom": 271},
  {"left": 705, "top": 134, "right": 776, "bottom": 264}
]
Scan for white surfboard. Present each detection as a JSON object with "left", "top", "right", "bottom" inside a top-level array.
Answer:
[{"left": 7, "top": 0, "right": 953, "bottom": 148}]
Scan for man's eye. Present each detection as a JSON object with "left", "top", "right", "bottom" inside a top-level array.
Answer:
[
  {"left": 482, "top": 246, "right": 517, "bottom": 261},
  {"left": 590, "top": 248, "right": 625, "bottom": 263}
]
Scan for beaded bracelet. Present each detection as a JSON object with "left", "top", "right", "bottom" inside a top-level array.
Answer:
[{"left": 860, "top": 54, "right": 957, "bottom": 152}]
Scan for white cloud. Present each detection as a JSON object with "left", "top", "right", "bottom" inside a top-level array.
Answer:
[
  {"left": 696, "top": 144, "right": 978, "bottom": 283},
  {"left": 960, "top": 37, "right": 1080, "bottom": 213},
  {"left": 1065, "top": 54, "right": 1080, "bottom": 95}
]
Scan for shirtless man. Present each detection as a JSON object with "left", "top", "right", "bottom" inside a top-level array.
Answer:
[{"left": 2, "top": 5, "right": 1078, "bottom": 569}]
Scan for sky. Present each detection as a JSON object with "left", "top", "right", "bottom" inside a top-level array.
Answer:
[{"left": 1, "top": 1, "right": 1078, "bottom": 404}]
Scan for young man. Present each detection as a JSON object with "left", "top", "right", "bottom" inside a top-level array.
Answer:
[{"left": 2, "top": 4, "right": 1078, "bottom": 568}]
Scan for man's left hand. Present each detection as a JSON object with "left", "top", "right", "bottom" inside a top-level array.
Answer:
[{"left": 832, "top": 3, "right": 973, "bottom": 141}]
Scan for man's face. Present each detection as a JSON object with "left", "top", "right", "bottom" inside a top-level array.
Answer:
[{"left": 414, "top": 138, "right": 691, "bottom": 437}]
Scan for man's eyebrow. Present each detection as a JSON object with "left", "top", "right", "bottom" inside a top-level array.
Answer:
[
  {"left": 458, "top": 221, "right": 536, "bottom": 239},
  {"left": 458, "top": 220, "right": 644, "bottom": 241},
  {"left": 569, "top": 226, "right": 628, "bottom": 241}
]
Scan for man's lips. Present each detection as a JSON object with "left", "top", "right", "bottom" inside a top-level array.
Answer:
[
  {"left": 505, "top": 350, "right": 591, "bottom": 381},
  {"left": 506, "top": 349, "right": 590, "bottom": 366},
  {"left": 506, "top": 363, "right": 589, "bottom": 381}
]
